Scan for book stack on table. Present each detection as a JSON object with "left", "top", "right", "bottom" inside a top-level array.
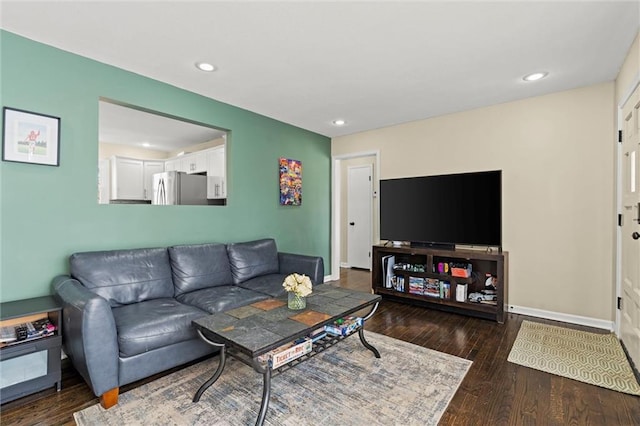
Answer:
[
  {"left": 324, "top": 316, "right": 363, "bottom": 337},
  {"left": 258, "top": 337, "right": 313, "bottom": 369}
]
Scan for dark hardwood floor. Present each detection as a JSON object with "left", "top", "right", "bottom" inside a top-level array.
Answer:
[{"left": 1, "top": 268, "right": 639, "bottom": 425}]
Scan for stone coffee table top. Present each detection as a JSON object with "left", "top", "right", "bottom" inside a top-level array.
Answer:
[{"left": 193, "top": 286, "right": 381, "bottom": 357}]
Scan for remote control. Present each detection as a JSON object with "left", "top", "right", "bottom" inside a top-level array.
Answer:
[{"left": 15, "top": 324, "right": 28, "bottom": 341}]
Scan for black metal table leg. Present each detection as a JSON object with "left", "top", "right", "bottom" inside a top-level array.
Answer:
[
  {"left": 358, "top": 328, "right": 381, "bottom": 358},
  {"left": 193, "top": 345, "right": 226, "bottom": 402},
  {"left": 255, "top": 366, "right": 272, "bottom": 426}
]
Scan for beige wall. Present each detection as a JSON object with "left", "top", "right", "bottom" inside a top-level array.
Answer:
[
  {"left": 167, "top": 137, "right": 225, "bottom": 158},
  {"left": 98, "top": 142, "right": 170, "bottom": 160},
  {"left": 340, "top": 156, "right": 377, "bottom": 265},
  {"left": 333, "top": 82, "right": 616, "bottom": 321}
]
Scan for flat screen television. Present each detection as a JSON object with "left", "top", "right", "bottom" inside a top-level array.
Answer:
[{"left": 379, "top": 170, "right": 502, "bottom": 249}]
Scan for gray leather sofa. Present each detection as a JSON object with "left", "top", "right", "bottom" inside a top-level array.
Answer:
[{"left": 52, "top": 238, "right": 324, "bottom": 408}]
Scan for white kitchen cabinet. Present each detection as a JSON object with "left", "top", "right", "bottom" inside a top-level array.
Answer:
[
  {"left": 110, "top": 156, "right": 144, "bottom": 200},
  {"left": 164, "top": 159, "right": 179, "bottom": 172},
  {"left": 143, "top": 161, "right": 164, "bottom": 201},
  {"left": 206, "top": 146, "right": 226, "bottom": 199},
  {"left": 181, "top": 151, "right": 207, "bottom": 174},
  {"left": 206, "top": 146, "right": 225, "bottom": 177},
  {"left": 207, "top": 176, "right": 225, "bottom": 199}
]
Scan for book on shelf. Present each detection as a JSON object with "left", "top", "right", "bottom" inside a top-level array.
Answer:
[
  {"left": 408, "top": 277, "right": 424, "bottom": 295},
  {"left": 424, "top": 278, "right": 440, "bottom": 298},
  {"left": 439, "top": 281, "right": 451, "bottom": 299}
]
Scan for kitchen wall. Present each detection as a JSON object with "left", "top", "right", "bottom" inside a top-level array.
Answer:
[
  {"left": 0, "top": 31, "right": 331, "bottom": 302},
  {"left": 333, "top": 82, "right": 616, "bottom": 324}
]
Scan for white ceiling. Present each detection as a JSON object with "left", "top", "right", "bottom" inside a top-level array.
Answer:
[
  {"left": 1, "top": 1, "right": 639, "bottom": 138},
  {"left": 99, "top": 101, "right": 227, "bottom": 152}
]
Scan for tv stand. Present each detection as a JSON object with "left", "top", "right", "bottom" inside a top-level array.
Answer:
[
  {"left": 409, "top": 241, "right": 455, "bottom": 250},
  {"left": 372, "top": 245, "right": 508, "bottom": 323}
]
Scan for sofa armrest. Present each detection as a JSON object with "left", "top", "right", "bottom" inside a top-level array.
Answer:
[
  {"left": 52, "top": 275, "right": 119, "bottom": 397},
  {"left": 278, "top": 252, "right": 324, "bottom": 285}
]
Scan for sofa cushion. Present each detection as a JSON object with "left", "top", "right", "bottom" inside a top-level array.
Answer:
[
  {"left": 169, "top": 243, "right": 234, "bottom": 296},
  {"left": 176, "top": 285, "right": 270, "bottom": 314},
  {"left": 226, "top": 239, "right": 279, "bottom": 284},
  {"left": 70, "top": 248, "right": 174, "bottom": 307},
  {"left": 112, "top": 298, "right": 206, "bottom": 357},
  {"left": 235, "top": 274, "right": 288, "bottom": 298}
]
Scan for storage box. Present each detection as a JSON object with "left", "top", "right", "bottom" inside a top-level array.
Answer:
[
  {"left": 259, "top": 337, "right": 312, "bottom": 369},
  {"left": 324, "top": 316, "right": 363, "bottom": 337},
  {"left": 451, "top": 263, "right": 472, "bottom": 278},
  {"left": 455, "top": 284, "right": 468, "bottom": 302}
]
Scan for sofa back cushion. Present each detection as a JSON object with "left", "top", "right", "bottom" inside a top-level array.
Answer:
[
  {"left": 168, "top": 243, "right": 234, "bottom": 296},
  {"left": 69, "top": 248, "right": 174, "bottom": 307},
  {"left": 226, "top": 239, "right": 279, "bottom": 284}
]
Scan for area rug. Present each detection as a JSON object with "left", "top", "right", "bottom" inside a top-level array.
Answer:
[
  {"left": 508, "top": 320, "right": 640, "bottom": 396},
  {"left": 74, "top": 332, "right": 471, "bottom": 425}
]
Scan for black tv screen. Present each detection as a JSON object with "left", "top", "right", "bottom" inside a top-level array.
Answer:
[{"left": 380, "top": 170, "right": 502, "bottom": 247}]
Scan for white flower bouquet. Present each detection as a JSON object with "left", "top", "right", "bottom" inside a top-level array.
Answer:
[{"left": 282, "top": 273, "right": 313, "bottom": 297}]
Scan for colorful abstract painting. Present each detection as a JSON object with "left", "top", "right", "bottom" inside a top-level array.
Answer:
[{"left": 279, "top": 157, "right": 302, "bottom": 205}]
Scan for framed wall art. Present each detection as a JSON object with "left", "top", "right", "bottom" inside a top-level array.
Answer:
[
  {"left": 279, "top": 157, "right": 302, "bottom": 206},
  {"left": 2, "top": 107, "right": 60, "bottom": 166}
]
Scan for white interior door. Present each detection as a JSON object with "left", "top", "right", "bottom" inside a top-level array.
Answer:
[
  {"left": 347, "top": 165, "right": 372, "bottom": 269},
  {"left": 620, "top": 86, "right": 640, "bottom": 369}
]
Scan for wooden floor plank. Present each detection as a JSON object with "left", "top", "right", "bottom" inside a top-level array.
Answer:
[{"left": 1, "top": 268, "right": 639, "bottom": 425}]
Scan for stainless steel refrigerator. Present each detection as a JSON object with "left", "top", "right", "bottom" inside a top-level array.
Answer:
[{"left": 152, "top": 171, "right": 207, "bottom": 205}]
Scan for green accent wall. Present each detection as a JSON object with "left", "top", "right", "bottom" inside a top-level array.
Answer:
[{"left": 0, "top": 31, "right": 331, "bottom": 303}]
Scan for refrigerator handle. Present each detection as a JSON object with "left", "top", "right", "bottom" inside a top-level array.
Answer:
[{"left": 158, "top": 178, "right": 166, "bottom": 205}]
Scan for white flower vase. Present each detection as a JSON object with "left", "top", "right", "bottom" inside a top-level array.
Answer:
[{"left": 288, "top": 292, "right": 306, "bottom": 310}]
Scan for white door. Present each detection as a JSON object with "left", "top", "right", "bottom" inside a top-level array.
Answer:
[
  {"left": 620, "top": 86, "right": 640, "bottom": 368},
  {"left": 347, "top": 165, "right": 372, "bottom": 269}
]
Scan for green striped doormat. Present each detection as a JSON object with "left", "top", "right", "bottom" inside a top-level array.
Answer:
[{"left": 508, "top": 320, "right": 640, "bottom": 396}]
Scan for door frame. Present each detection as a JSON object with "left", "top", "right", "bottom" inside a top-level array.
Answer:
[
  {"left": 616, "top": 76, "right": 640, "bottom": 335},
  {"left": 346, "top": 163, "right": 373, "bottom": 269},
  {"left": 331, "top": 150, "right": 380, "bottom": 281}
]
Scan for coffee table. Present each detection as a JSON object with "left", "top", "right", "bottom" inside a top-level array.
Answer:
[{"left": 192, "top": 285, "right": 382, "bottom": 426}]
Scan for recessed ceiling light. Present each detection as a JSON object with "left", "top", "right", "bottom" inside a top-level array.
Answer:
[
  {"left": 523, "top": 72, "right": 548, "bottom": 82},
  {"left": 332, "top": 119, "right": 346, "bottom": 126},
  {"left": 195, "top": 62, "right": 216, "bottom": 72},
  {"left": 142, "top": 142, "right": 150, "bottom": 147}
]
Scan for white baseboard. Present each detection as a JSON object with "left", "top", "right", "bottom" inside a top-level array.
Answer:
[
  {"left": 340, "top": 262, "right": 350, "bottom": 268},
  {"left": 508, "top": 304, "right": 614, "bottom": 331},
  {"left": 324, "top": 274, "right": 338, "bottom": 283}
]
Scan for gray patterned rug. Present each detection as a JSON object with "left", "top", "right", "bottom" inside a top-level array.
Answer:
[{"left": 74, "top": 332, "right": 471, "bottom": 425}]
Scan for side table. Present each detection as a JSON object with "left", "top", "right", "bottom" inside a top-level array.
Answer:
[{"left": 0, "top": 295, "right": 62, "bottom": 404}]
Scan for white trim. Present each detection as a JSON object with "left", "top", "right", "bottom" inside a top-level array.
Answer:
[
  {"left": 615, "top": 104, "right": 623, "bottom": 336},
  {"left": 618, "top": 73, "right": 640, "bottom": 108},
  {"left": 614, "top": 76, "right": 640, "bottom": 336},
  {"left": 331, "top": 150, "right": 381, "bottom": 281},
  {"left": 508, "top": 304, "right": 614, "bottom": 331},
  {"left": 323, "top": 274, "right": 336, "bottom": 283},
  {"left": 340, "top": 262, "right": 350, "bottom": 268}
]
